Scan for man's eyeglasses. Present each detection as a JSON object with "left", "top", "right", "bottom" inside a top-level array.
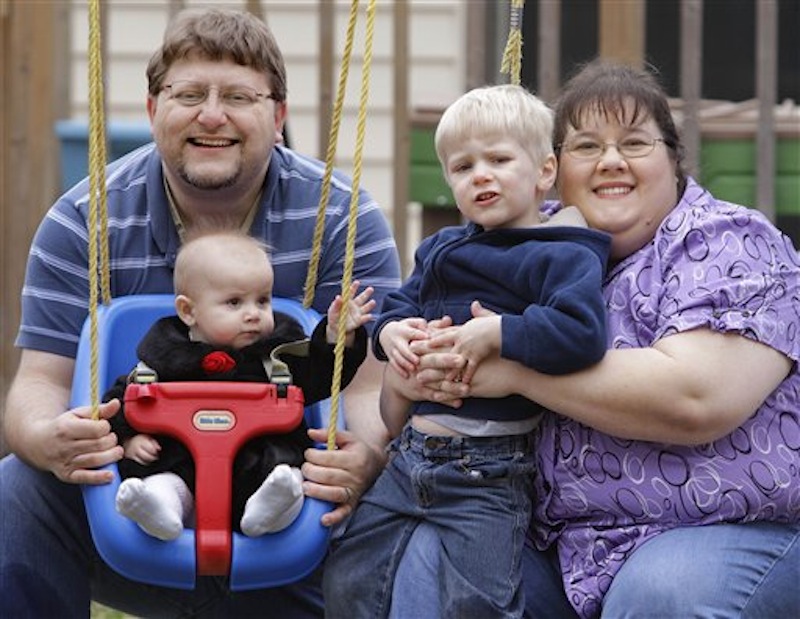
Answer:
[
  {"left": 559, "top": 135, "right": 666, "bottom": 161},
  {"left": 163, "top": 80, "right": 277, "bottom": 109}
]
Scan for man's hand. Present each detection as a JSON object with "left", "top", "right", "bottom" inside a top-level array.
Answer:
[
  {"left": 302, "top": 427, "right": 387, "bottom": 527},
  {"left": 5, "top": 350, "right": 124, "bottom": 485},
  {"left": 45, "top": 399, "right": 124, "bottom": 485}
]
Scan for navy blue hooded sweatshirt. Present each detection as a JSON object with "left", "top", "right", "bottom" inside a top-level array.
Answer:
[{"left": 374, "top": 221, "right": 610, "bottom": 423}]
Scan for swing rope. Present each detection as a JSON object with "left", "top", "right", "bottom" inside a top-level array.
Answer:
[
  {"left": 302, "top": 0, "right": 378, "bottom": 450},
  {"left": 87, "top": 0, "right": 111, "bottom": 420},
  {"left": 84, "top": 0, "right": 374, "bottom": 450},
  {"left": 500, "top": 0, "right": 525, "bottom": 85},
  {"left": 302, "top": 0, "right": 359, "bottom": 310}
]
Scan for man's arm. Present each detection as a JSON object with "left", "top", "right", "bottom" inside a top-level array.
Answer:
[
  {"left": 4, "top": 349, "right": 122, "bottom": 484},
  {"left": 339, "top": 349, "right": 392, "bottom": 453}
]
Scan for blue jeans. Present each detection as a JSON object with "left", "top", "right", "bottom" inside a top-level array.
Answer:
[
  {"left": 390, "top": 520, "right": 800, "bottom": 618},
  {"left": 602, "top": 521, "right": 800, "bottom": 618},
  {"left": 0, "top": 455, "right": 324, "bottom": 618},
  {"left": 324, "top": 425, "right": 535, "bottom": 619},
  {"left": 390, "top": 523, "right": 578, "bottom": 618}
]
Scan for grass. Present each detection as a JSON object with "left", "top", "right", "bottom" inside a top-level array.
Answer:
[{"left": 90, "top": 602, "right": 137, "bottom": 618}]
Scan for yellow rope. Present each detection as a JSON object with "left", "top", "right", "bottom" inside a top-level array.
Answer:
[
  {"left": 87, "top": 0, "right": 111, "bottom": 419},
  {"left": 83, "top": 2, "right": 374, "bottom": 450},
  {"left": 302, "top": 0, "right": 360, "bottom": 310},
  {"left": 299, "top": 0, "right": 376, "bottom": 449},
  {"left": 325, "top": 0, "right": 377, "bottom": 450},
  {"left": 500, "top": 0, "right": 525, "bottom": 85}
]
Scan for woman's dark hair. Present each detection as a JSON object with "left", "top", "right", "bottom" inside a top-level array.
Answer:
[{"left": 554, "top": 59, "right": 687, "bottom": 188}]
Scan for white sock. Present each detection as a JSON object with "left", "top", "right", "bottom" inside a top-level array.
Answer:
[
  {"left": 115, "top": 472, "right": 193, "bottom": 541},
  {"left": 240, "top": 464, "right": 304, "bottom": 537}
]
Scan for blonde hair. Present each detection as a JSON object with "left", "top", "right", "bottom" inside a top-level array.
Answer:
[
  {"left": 435, "top": 84, "right": 554, "bottom": 172},
  {"left": 174, "top": 231, "right": 270, "bottom": 297}
]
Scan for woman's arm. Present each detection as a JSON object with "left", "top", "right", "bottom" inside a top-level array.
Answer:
[{"left": 458, "top": 328, "right": 791, "bottom": 445}]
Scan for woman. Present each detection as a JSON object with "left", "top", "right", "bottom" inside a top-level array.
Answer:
[{"left": 387, "top": 60, "right": 800, "bottom": 618}]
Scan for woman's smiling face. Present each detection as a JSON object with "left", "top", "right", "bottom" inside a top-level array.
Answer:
[{"left": 556, "top": 105, "right": 679, "bottom": 262}]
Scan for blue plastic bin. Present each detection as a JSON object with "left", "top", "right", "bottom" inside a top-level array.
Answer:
[{"left": 55, "top": 119, "right": 153, "bottom": 191}]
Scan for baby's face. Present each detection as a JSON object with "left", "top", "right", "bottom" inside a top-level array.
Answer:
[{"left": 187, "top": 254, "right": 275, "bottom": 349}]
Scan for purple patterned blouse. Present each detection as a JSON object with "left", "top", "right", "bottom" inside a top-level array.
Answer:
[{"left": 533, "top": 178, "right": 800, "bottom": 618}]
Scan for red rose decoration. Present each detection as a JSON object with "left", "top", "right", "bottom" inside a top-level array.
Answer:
[{"left": 202, "top": 351, "right": 236, "bottom": 375}]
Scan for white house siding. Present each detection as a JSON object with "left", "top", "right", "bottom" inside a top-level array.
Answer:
[{"left": 67, "top": 0, "right": 469, "bottom": 249}]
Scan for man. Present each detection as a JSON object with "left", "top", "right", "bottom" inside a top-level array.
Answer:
[{"left": 1, "top": 8, "right": 399, "bottom": 617}]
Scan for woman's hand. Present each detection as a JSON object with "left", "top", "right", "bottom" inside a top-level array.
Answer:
[
  {"left": 395, "top": 327, "right": 469, "bottom": 407},
  {"left": 411, "top": 305, "right": 509, "bottom": 400},
  {"left": 424, "top": 301, "right": 499, "bottom": 384},
  {"left": 414, "top": 348, "right": 523, "bottom": 402}
]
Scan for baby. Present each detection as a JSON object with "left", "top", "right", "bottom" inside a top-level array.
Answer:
[{"left": 106, "top": 231, "right": 374, "bottom": 540}]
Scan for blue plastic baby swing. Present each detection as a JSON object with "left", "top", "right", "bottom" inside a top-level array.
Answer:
[{"left": 71, "top": 295, "right": 335, "bottom": 590}]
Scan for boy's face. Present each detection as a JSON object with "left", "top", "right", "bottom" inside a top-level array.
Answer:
[
  {"left": 443, "top": 134, "right": 555, "bottom": 230},
  {"left": 180, "top": 248, "right": 275, "bottom": 350}
]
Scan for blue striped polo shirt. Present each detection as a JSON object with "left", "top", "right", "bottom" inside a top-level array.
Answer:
[{"left": 17, "top": 143, "right": 401, "bottom": 358}]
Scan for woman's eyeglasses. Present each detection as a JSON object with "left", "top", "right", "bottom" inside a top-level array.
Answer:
[{"left": 559, "top": 135, "right": 666, "bottom": 160}]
